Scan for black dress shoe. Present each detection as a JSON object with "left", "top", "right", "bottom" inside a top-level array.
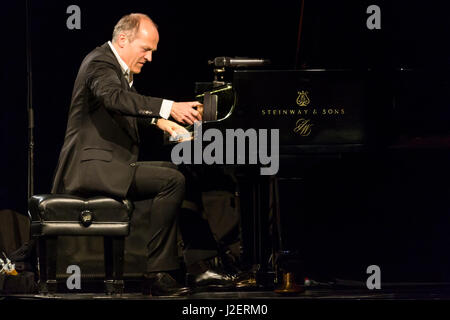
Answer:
[
  {"left": 234, "top": 271, "right": 259, "bottom": 290},
  {"left": 143, "top": 272, "right": 191, "bottom": 296},
  {"left": 187, "top": 269, "right": 236, "bottom": 290}
]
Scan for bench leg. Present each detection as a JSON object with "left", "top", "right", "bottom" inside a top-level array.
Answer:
[
  {"left": 113, "top": 237, "right": 125, "bottom": 294},
  {"left": 37, "top": 238, "right": 47, "bottom": 294},
  {"left": 37, "top": 236, "right": 57, "bottom": 294},
  {"left": 104, "top": 236, "right": 125, "bottom": 294}
]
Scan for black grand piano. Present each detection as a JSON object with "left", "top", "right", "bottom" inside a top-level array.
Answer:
[
  {"left": 163, "top": 55, "right": 450, "bottom": 288},
  {"left": 184, "top": 62, "right": 385, "bottom": 289}
]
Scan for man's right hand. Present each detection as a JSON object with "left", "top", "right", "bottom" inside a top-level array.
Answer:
[{"left": 170, "top": 101, "right": 203, "bottom": 125}]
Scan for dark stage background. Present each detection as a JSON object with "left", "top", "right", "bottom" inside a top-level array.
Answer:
[{"left": 1, "top": 0, "right": 450, "bottom": 283}]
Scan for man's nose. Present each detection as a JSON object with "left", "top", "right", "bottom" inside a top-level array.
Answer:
[{"left": 144, "top": 51, "right": 152, "bottom": 62}]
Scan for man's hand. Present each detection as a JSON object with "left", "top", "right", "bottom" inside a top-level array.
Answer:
[
  {"left": 156, "top": 119, "right": 192, "bottom": 142},
  {"left": 170, "top": 101, "right": 203, "bottom": 125}
]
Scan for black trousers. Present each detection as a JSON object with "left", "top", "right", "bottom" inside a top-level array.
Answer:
[
  {"left": 127, "top": 161, "right": 185, "bottom": 272},
  {"left": 126, "top": 161, "right": 218, "bottom": 273}
]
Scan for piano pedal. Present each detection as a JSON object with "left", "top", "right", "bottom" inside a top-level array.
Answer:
[{"left": 274, "top": 272, "right": 304, "bottom": 294}]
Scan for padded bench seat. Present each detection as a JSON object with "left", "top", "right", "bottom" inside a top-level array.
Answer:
[{"left": 28, "top": 194, "right": 134, "bottom": 294}]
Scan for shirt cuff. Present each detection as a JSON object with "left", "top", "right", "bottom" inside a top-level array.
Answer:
[{"left": 160, "top": 99, "right": 173, "bottom": 119}]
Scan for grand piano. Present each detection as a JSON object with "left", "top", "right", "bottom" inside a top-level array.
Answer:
[{"left": 163, "top": 56, "right": 450, "bottom": 288}]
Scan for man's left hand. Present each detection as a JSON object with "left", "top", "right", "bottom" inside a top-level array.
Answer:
[{"left": 156, "top": 119, "right": 192, "bottom": 142}]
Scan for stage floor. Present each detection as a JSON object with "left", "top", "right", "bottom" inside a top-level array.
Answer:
[
  {"left": 4, "top": 284, "right": 450, "bottom": 300},
  {"left": 4, "top": 285, "right": 449, "bottom": 318}
]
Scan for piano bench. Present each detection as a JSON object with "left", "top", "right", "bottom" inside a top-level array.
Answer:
[{"left": 28, "top": 194, "right": 134, "bottom": 295}]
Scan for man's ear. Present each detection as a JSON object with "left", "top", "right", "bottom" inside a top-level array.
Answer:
[{"left": 117, "top": 33, "right": 128, "bottom": 48}]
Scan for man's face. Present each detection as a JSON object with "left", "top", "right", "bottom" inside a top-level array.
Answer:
[{"left": 119, "top": 19, "right": 159, "bottom": 74}]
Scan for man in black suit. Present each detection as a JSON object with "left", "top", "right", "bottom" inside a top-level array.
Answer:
[{"left": 52, "top": 13, "right": 207, "bottom": 296}]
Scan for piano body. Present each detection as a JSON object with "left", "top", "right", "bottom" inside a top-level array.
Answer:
[{"left": 178, "top": 62, "right": 450, "bottom": 287}]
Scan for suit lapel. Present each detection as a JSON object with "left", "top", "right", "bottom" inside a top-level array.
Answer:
[
  {"left": 101, "top": 43, "right": 140, "bottom": 143},
  {"left": 129, "top": 85, "right": 141, "bottom": 143}
]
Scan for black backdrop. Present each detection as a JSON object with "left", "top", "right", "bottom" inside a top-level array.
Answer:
[
  {"left": 2, "top": 0, "right": 450, "bottom": 282},
  {"left": 3, "top": 0, "right": 450, "bottom": 214},
  {"left": 2, "top": 0, "right": 303, "bottom": 214}
]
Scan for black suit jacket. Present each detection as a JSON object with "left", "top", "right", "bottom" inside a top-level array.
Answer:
[{"left": 51, "top": 42, "right": 162, "bottom": 198}]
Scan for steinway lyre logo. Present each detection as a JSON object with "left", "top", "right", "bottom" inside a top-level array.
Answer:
[{"left": 296, "top": 90, "right": 310, "bottom": 107}]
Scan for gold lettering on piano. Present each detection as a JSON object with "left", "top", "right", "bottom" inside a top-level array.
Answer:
[
  {"left": 322, "top": 108, "right": 345, "bottom": 115},
  {"left": 261, "top": 109, "right": 313, "bottom": 116},
  {"left": 293, "top": 118, "right": 313, "bottom": 136},
  {"left": 296, "top": 91, "right": 310, "bottom": 107},
  {"left": 260, "top": 108, "right": 345, "bottom": 116}
]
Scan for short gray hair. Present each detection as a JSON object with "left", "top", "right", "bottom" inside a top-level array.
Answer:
[{"left": 112, "top": 13, "right": 156, "bottom": 42}]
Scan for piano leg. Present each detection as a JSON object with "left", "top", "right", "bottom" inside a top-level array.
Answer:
[
  {"left": 236, "top": 171, "right": 275, "bottom": 289},
  {"left": 272, "top": 177, "right": 305, "bottom": 293}
]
